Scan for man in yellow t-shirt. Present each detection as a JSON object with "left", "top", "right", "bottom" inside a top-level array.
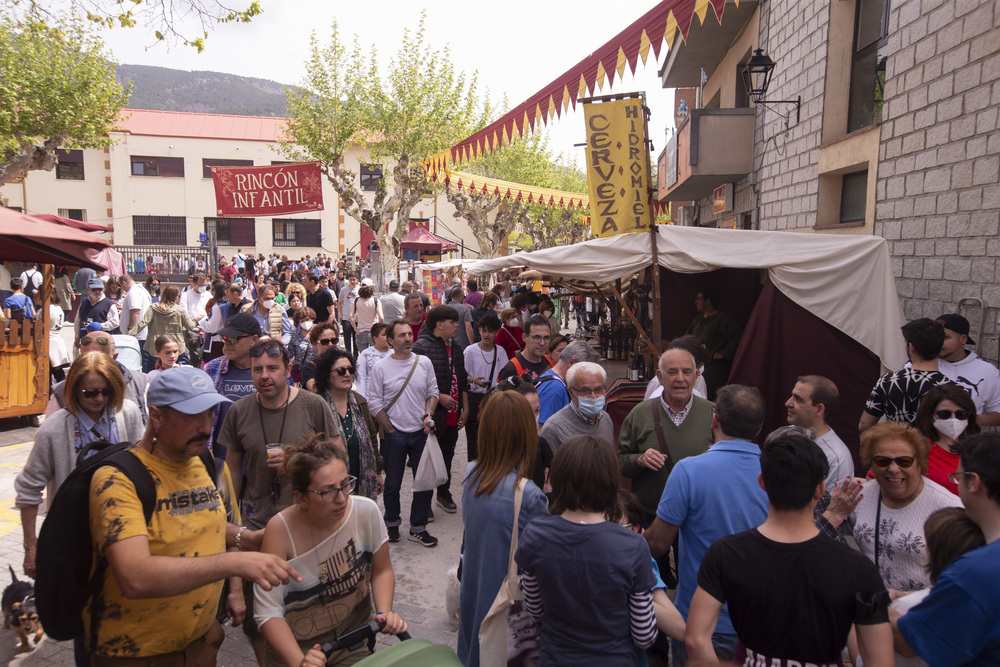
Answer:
[{"left": 85, "top": 366, "right": 301, "bottom": 665}]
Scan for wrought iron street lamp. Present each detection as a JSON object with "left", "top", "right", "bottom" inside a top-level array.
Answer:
[{"left": 741, "top": 48, "right": 801, "bottom": 123}]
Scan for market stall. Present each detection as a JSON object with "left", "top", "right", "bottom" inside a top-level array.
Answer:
[{"left": 468, "top": 225, "right": 905, "bottom": 462}]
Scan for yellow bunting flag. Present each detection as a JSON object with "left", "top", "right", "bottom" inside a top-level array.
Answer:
[{"left": 583, "top": 98, "right": 653, "bottom": 238}]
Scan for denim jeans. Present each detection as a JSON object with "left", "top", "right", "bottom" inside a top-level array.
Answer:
[
  {"left": 434, "top": 422, "right": 459, "bottom": 500},
  {"left": 671, "top": 633, "right": 737, "bottom": 667},
  {"left": 382, "top": 429, "right": 432, "bottom": 532}
]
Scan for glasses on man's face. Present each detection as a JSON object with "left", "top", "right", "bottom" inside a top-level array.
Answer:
[
  {"left": 81, "top": 388, "right": 112, "bottom": 398},
  {"left": 249, "top": 346, "right": 283, "bottom": 358},
  {"left": 947, "top": 471, "right": 975, "bottom": 485},
  {"left": 872, "top": 455, "right": 916, "bottom": 469},
  {"left": 307, "top": 477, "right": 357, "bottom": 501},
  {"left": 573, "top": 386, "right": 605, "bottom": 398},
  {"left": 935, "top": 409, "right": 972, "bottom": 420},
  {"left": 528, "top": 334, "right": 551, "bottom": 343},
  {"left": 318, "top": 338, "right": 339, "bottom": 346},
  {"left": 333, "top": 366, "right": 356, "bottom": 376},
  {"left": 222, "top": 334, "right": 252, "bottom": 345},
  {"left": 80, "top": 336, "right": 110, "bottom": 347}
]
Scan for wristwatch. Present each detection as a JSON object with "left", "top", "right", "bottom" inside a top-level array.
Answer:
[{"left": 421, "top": 413, "right": 431, "bottom": 420}]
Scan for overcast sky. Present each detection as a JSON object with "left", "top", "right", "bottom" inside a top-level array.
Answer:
[{"left": 98, "top": 0, "right": 676, "bottom": 170}]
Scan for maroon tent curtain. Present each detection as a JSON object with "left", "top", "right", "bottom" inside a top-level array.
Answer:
[{"left": 728, "top": 280, "right": 883, "bottom": 472}]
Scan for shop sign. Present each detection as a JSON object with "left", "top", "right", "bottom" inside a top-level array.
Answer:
[{"left": 212, "top": 162, "right": 324, "bottom": 217}]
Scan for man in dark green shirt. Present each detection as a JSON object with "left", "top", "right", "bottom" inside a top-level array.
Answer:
[{"left": 686, "top": 286, "right": 742, "bottom": 399}]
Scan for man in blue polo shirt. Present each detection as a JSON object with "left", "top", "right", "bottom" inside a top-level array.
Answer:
[{"left": 644, "top": 384, "right": 769, "bottom": 666}]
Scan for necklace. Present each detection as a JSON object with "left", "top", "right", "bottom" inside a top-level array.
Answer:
[{"left": 259, "top": 385, "right": 291, "bottom": 443}]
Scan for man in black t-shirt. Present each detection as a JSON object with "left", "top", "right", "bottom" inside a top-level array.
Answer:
[
  {"left": 497, "top": 314, "right": 554, "bottom": 382},
  {"left": 305, "top": 273, "right": 335, "bottom": 325},
  {"left": 686, "top": 430, "right": 893, "bottom": 666}
]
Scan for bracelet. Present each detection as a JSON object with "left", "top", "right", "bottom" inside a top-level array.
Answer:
[{"left": 235, "top": 526, "right": 247, "bottom": 551}]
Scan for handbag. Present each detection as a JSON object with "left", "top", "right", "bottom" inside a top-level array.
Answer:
[
  {"left": 478, "top": 478, "right": 541, "bottom": 667},
  {"left": 413, "top": 433, "right": 449, "bottom": 492}
]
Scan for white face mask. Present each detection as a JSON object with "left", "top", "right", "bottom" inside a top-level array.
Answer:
[
  {"left": 261, "top": 299, "right": 275, "bottom": 310},
  {"left": 542, "top": 310, "right": 553, "bottom": 318},
  {"left": 933, "top": 418, "right": 968, "bottom": 440},
  {"left": 300, "top": 320, "right": 314, "bottom": 331}
]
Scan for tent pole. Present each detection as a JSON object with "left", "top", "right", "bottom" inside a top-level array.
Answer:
[
  {"left": 642, "top": 96, "right": 663, "bottom": 358},
  {"left": 609, "top": 283, "right": 658, "bottom": 359}
]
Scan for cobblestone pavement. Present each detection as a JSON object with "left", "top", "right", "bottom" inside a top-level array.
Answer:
[{"left": 0, "top": 420, "right": 468, "bottom": 665}]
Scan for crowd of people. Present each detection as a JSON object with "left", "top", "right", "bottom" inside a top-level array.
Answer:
[{"left": 5, "top": 251, "right": 1000, "bottom": 667}]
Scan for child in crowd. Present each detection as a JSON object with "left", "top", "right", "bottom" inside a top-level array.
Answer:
[{"left": 146, "top": 335, "right": 180, "bottom": 382}]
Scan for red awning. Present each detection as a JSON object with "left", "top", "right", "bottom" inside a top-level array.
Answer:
[
  {"left": 0, "top": 208, "right": 110, "bottom": 269},
  {"left": 427, "top": 0, "right": 739, "bottom": 171},
  {"left": 32, "top": 213, "right": 114, "bottom": 233},
  {"left": 400, "top": 226, "right": 458, "bottom": 253}
]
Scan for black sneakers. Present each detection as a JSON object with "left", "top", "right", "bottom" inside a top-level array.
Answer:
[
  {"left": 387, "top": 526, "right": 400, "bottom": 543},
  {"left": 408, "top": 530, "right": 439, "bottom": 547},
  {"left": 437, "top": 496, "right": 457, "bottom": 513}
]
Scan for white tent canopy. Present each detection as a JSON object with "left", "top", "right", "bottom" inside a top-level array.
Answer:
[{"left": 469, "top": 226, "right": 906, "bottom": 371}]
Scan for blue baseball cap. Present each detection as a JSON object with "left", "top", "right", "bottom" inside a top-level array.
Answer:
[{"left": 147, "top": 366, "right": 232, "bottom": 414}]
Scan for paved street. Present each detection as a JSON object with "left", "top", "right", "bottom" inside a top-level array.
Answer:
[{"left": 0, "top": 417, "right": 468, "bottom": 665}]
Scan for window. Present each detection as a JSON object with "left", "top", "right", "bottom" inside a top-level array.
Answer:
[
  {"left": 840, "top": 170, "right": 868, "bottom": 223},
  {"left": 272, "top": 219, "right": 321, "bottom": 247},
  {"left": 360, "top": 164, "right": 383, "bottom": 191},
  {"left": 133, "top": 215, "right": 187, "bottom": 245},
  {"left": 206, "top": 217, "right": 256, "bottom": 246},
  {"left": 58, "top": 208, "right": 87, "bottom": 221},
  {"left": 848, "top": 0, "right": 889, "bottom": 132},
  {"left": 202, "top": 158, "right": 254, "bottom": 179},
  {"left": 56, "top": 149, "right": 84, "bottom": 180},
  {"left": 131, "top": 156, "right": 185, "bottom": 177}
]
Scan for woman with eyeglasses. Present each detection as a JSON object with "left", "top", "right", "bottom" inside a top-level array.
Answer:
[
  {"left": 852, "top": 422, "right": 962, "bottom": 595},
  {"left": 913, "top": 383, "right": 980, "bottom": 495},
  {"left": 302, "top": 323, "right": 339, "bottom": 393},
  {"left": 255, "top": 435, "right": 405, "bottom": 667},
  {"left": 129, "top": 284, "right": 200, "bottom": 367},
  {"left": 14, "top": 352, "right": 145, "bottom": 578},
  {"left": 314, "top": 348, "right": 383, "bottom": 500}
]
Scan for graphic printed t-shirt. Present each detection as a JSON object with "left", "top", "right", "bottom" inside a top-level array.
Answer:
[
  {"left": 497, "top": 352, "right": 551, "bottom": 383},
  {"left": 86, "top": 447, "right": 231, "bottom": 657},
  {"left": 864, "top": 368, "right": 948, "bottom": 424},
  {"left": 254, "top": 496, "right": 388, "bottom": 643},
  {"left": 213, "top": 364, "right": 255, "bottom": 444}
]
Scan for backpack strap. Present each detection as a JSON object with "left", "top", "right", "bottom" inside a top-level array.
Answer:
[
  {"left": 650, "top": 400, "right": 675, "bottom": 477},
  {"left": 511, "top": 356, "right": 525, "bottom": 376}
]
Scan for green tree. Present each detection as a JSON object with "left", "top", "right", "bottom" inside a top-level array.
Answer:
[
  {"left": 519, "top": 160, "right": 592, "bottom": 250},
  {"left": 283, "top": 15, "right": 482, "bottom": 277},
  {"left": 0, "top": 16, "right": 130, "bottom": 184},
  {"left": 4, "top": 0, "right": 261, "bottom": 52}
]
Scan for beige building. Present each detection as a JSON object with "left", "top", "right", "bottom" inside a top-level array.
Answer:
[
  {"left": 658, "top": 0, "right": 1000, "bottom": 358},
  {"left": 1, "top": 109, "right": 478, "bottom": 260}
]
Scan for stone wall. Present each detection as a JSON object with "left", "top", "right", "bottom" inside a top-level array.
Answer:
[{"left": 875, "top": 0, "right": 1000, "bottom": 361}]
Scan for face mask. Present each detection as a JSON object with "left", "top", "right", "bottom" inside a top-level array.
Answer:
[
  {"left": 300, "top": 320, "right": 314, "bottom": 331},
  {"left": 577, "top": 395, "right": 606, "bottom": 417},
  {"left": 933, "top": 418, "right": 968, "bottom": 440},
  {"left": 542, "top": 310, "right": 553, "bottom": 318},
  {"left": 194, "top": 285, "right": 204, "bottom": 294},
  {"left": 262, "top": 299, "right": 275, "bottom": 310}
]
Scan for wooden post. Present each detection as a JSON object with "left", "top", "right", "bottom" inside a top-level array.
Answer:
[{"left": 641, "top": 97, "right": 663, "bottom": 358}]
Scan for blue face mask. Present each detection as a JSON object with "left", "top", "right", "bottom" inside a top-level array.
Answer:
[{"left": 577, "top": 395, "right": 605, "bottom": 417}]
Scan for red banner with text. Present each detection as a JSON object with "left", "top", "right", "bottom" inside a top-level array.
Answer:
[{"left": 211, "top": 162, "right": 324, "bottom": 217}]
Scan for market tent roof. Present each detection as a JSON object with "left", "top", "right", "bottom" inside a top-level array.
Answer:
[
  {"left": 0, "top": 208, "right": 110, "bottom": 269},
  {"left": 32, "top": 213, "right": 113, "bottom": 233},
  {"left": 86, "top": 246, "right": 128, "bottom": 275},
  {"left": 400, "top": 226, "right": 458, "bottom": 253},
  {"left": 468, "top": 225, "right": 906, "bottom": 371}
]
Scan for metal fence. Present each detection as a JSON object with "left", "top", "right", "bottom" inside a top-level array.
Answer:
[{"left": 117, "top": 245, "right": 219, "bottom": 281}]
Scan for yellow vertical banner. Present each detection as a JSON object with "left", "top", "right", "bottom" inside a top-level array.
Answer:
[{"left": 584, "top": 98, "right": 652, "bottom": 238}]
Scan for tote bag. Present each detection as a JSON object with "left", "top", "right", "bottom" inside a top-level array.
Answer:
[{"left": 478, "top": 478, "right": 541, "bottom": 667}]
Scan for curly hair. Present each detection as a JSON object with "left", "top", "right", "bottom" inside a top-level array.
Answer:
[
  {"left": 859, "top": 421, "right": 931, "bottom": 475},
  {"left": 313, "top": 347, "right": 356, "bottom": 395}
]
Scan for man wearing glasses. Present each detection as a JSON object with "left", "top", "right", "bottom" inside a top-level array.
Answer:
[
  {"left": 74, "top": 277, "right": 120, "bottom": 344},
  {"left": 892, "top": 432, "right": 1000, "bottom": 664},
  {"left": 203, "top": 313, "right": 264, "bottom": 457},
  {"left": 497, "top": 314, "right": 555, "bottom": 383},
  {"left": 218, "top": 339, "right": 338, "bottom": 665}
]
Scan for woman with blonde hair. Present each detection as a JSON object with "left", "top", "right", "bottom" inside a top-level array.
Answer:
[
  {"left": 458, "top": 391, "right": 549, "bottom": 666},
  {"left": 15, "top": 352, "right": 144, "bottom": 577}
]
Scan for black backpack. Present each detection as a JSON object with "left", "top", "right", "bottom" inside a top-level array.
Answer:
[
  {"left": 35, "top": 441, "right": 218, "bottom": 642},
  {"left": 22, "top": 270, "right": 38, "bottom": 299}
]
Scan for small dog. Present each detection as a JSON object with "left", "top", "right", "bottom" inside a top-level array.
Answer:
[{"left": 3, "top": 566, "right": 42, "bottom": 653}]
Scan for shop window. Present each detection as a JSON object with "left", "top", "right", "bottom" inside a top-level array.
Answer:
[
  {"left": 131, "top": 156, "right": 185, "bottom": 177},
  {"left": 273, "top": 219, "right": 321, "bottom": 247},
  {"left": 202, "top": 158, "right": 254, "bottom": 179},
  {"left": 133, "top": 215, "right": 187, "bottom": 245},
  {"left": 847, "top": 0, "right": 889, "bottom": 132},
  {"left": 56, "top": 149, "right": 85, "bottom": 180},
  {"left": 58, "top": 208, "right": 87, "bottom": 221},
  {"left": 360, "top": 164, "right": 383, "bottom": 191},
  {"left": 206, "top": 217, "right": 256, "bottom": 246},
  {"left": 840, "top": 170, "right": 868, "bottom": 223}
]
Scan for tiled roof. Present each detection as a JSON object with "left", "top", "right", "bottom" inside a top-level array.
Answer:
[{"left": 117, "top": 109, "right": 287, "bottom": 142}]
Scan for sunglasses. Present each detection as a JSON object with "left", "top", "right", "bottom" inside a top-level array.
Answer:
[
  {"left": 872, "top": 455, "right": 915, "bottom": 469},
  {"left": 307, "top": 477, "right": 357, "bottom": 502},
  {"left": 222, "top": 334, "right": 252, "bottom": 345},
  {"left": 81, "top": 388, "right": 112, "bottom": 398},
  {"left": 80, "top": 336, "right": 110, "bottom": 347},
  {"left": 934, "top": 409, "right": 972, "bottom": 420},
  {"left": 249, "top": 346, "right": 283, "bottom": 358},
  {"left": 317, "top": 338, "right": 339, "bottom": 346},
  {"left": 333, "top": 366, "right": 356, "bottom": 376}
]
